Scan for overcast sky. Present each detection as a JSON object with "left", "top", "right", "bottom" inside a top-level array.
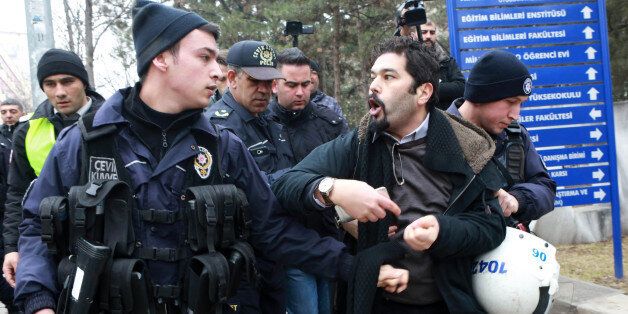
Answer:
[
  {"left": 0, "top": 1, "right": 135, "bottom": 100},
  {"left": 0, "top": 2, "right": 26, "bottom": 34}
]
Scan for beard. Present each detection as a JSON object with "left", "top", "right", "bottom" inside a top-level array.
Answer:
[{"left": 368, "top": 94, "right": 390, "bottom": 134}]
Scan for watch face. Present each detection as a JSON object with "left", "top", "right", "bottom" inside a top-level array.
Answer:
[{"left": 320, "top": 178, "right": 333, "bottom": 193}]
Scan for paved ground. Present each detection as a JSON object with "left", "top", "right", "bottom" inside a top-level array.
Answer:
[
  {"left": 552, "top": 276, "right": 628, "bottom": 313},
  {"left": 0, "top": 276, "right": 626, "bottom": 313}
]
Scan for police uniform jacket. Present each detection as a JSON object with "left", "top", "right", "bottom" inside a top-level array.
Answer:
[
  {"left": 205, "top": 90, "right": 294, "bottom": 184},
  {"left": 3, "top": 92, "right": 104, "bottom": 254},
  {"left": 448, "top": 99, "right": 557, "bottom": 221},
  {"left": 15, "top": 86, "right": 352, "bottom": 310}
]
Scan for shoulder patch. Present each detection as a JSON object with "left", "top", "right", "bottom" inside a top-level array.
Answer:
[{"left": 213, "top": 108, "right": 231, "bottom": 118}]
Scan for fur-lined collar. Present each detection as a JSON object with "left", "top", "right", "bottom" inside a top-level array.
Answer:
[{"left": 357, "top": 108, "right": 495, "bottom": 174}]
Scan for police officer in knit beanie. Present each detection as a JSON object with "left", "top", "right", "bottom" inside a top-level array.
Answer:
[
  {"left": 132, "top": 0, "right": 212, "bottom": 76},
  {"left": 36, "top": 48, "right": 90, "bottom": 89},
  {"left": 464, "top": 50, "right": 532, "bottom": 103}
]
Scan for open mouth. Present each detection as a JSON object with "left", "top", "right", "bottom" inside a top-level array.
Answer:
[{"left": 368, "top": 96, "right": 384, "bottom": 116}]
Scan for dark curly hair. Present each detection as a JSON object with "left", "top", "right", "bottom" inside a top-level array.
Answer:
[{"left": 371, "top": 36, "right": 440, "bottom": 111}]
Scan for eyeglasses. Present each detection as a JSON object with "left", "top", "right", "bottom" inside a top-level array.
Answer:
[{"left": 421, "top": 30, "right": 436, "bottom": 35}]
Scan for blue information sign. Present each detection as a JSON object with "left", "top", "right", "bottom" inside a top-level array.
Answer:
[
  {"left": 457, "top": 4, "right": 598, "bottom": 28},
  {"left": 537, "top": 145, "right": 609, "bottom": 168},
  {"left": 455, "top": 0, "right": 584, "bottom": 8},
  {"left": 530, "top": 64, "right": 603, "bottom": 86},
  {"left": 519, "top": 104, "right": 605, "bottom": 127},
  {"left": 554, "top": 184, "right": 610, "bottom": 207},
  {"left": 548, "top": 165, "right": 610, "bottom": 187},
  {"left": 447, "top": 0, "right": 621, "bottom": 277},
  {"left": 526, "top": 84, "right": 604, "bottom": 106},
  {"left": 460, "top": 43, "right": 602, "bottom": 70},
  {"left": 458, "top": 23, "right": 600, "bottom": 49},
  {"left": 528, "top": 125, "right": 607, "bottom": 147}
]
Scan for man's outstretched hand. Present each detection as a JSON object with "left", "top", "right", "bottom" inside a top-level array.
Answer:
[{"left": 323, "top": 179, "right": 401, "bottom": 223}]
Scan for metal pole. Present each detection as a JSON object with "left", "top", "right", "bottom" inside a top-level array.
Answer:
[
  {"left": 292, "top": 35, "right": 299, "bottom": 48},
  {"left": 597, "top": 0, "right": 623, "bottom": 279},
  {"left": 24, "top": 0, "right": 55, "bottom": 110}
]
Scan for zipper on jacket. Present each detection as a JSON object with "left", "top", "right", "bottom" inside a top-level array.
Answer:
[
  {"left": 444, "top": 174, "right": 476, "bottom": 215},
  {"left": 161, "top": 130, "right": 168, "bottom": 148}
]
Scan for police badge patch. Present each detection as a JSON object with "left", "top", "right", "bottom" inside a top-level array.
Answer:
[
  {"left": 89, "top": 156, "right": 118, "bottom": 181},
  {"left": 523, "top": 77, "right": 532, "bottom": 95},
  {"left": 253, "top": 45, "right": 275, "bottom": 66},
  {"left": 194, "top": 146, "right": 212, "bottom": 179}
]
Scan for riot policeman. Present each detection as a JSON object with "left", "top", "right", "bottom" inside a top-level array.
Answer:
[
  {"left": 447, "top": 50, "right": 557, "bottom": 224},
  {"left": 15, "top": 2, "right": 352, "bottom": 314}
]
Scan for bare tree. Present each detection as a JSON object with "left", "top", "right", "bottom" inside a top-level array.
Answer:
[
  {"left": 57, "top": 0, "right": 134, "bottom": 89},
  {"left": 63, "top": 0, "right": 76, "bottom": 52},
  {"left": 331, "top": 1, "right": 341, "bottom": 102}
]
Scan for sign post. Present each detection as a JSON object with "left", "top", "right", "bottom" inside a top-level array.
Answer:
[{"left": 447, "top": 0, "right": 622, "bottom": 278}]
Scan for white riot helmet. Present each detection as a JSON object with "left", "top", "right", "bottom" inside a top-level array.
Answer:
[{"left": 472, "top": 227, "right": 560, "bottom": 314}]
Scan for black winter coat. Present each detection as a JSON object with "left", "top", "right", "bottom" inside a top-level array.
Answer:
[
  {"left": 267, "top": 100, "right": 348, "bottom": 162},
  {"left": 436, "top": 56, "right": 466, "bottom": 110},
  {"left": 267, "top": 100, "right": 348, "bottom": 238},
  {"left": 2, "top": 91, "right": 104, "bottom": 253},
  {"left": 272, "top": 109, "right": 507, "bottom": 312}
]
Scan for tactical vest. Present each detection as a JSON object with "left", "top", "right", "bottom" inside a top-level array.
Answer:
[
  {"left": 40, "top": 112, "right": 256, "bottom": 313},
  {"left": 496, "top": 121, "right": 526, "bottom": 187},
  {"left": 24, "top": 117, "right": 56, "bottom": 176}
]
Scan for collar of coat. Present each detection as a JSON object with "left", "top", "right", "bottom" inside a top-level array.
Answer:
[
  {"left": 90, "top": 86, "right": 220, "bottom": 139},
  {"left": 357, "top": 108, "right": 495, "bottom": 176}
]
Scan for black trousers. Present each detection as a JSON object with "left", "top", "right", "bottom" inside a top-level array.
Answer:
[{"left": 373, "top": 298, "right": 448, "bottom": 314}]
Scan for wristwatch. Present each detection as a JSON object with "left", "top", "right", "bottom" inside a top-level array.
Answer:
[{"left": 318, "top": 177, "right": 335, "bottom": 206}]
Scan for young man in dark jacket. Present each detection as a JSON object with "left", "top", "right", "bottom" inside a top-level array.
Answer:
[
  {"left": 2, "top": 49, "right": 104, "bottom": 291},
  {"left": 267, "top": 47, "right": 347, "bottom": 314},
  {"left": 272, "top": 37, "right": 506, "bottom": 313},
  {"left": 447, "top": 50, "right": 556, "bottom": 225}
]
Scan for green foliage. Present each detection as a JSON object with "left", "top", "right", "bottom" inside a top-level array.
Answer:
[
  {"left": 181, "top": 0, "right": 627, "bottom": 127},
  {"left": 186, "top": 0, "right": 405, "bottom": 127}
]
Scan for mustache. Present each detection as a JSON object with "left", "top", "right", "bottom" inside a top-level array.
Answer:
[{"left": 368, "top": 94, "right": 386, "bottom": 109}]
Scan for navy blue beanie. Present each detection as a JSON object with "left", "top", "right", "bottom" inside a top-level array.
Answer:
[
  {"left": 464, "top": 50, "right": 532, "bottom": 103},
  {"left": 132, "top": 0, "right": 211, "bottom": 76},
  {"left": 37, "top": 48, "right": 89, "bottom": 89}
]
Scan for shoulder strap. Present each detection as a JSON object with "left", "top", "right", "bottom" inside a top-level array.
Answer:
[
  {"left": 77, "top": 113, "right": 132, "bottom": 185},
  {"left": 501, "top": 121, "right": 526, "bottom": 184}
]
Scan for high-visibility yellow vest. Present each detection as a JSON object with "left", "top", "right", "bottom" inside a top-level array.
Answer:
[{"left": 24, "top": 117, "right": 56, "bottom": 176}]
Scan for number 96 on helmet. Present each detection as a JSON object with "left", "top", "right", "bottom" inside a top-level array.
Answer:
[{"left": 472, "top": 227, "right": 560, "bottom": 314}]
